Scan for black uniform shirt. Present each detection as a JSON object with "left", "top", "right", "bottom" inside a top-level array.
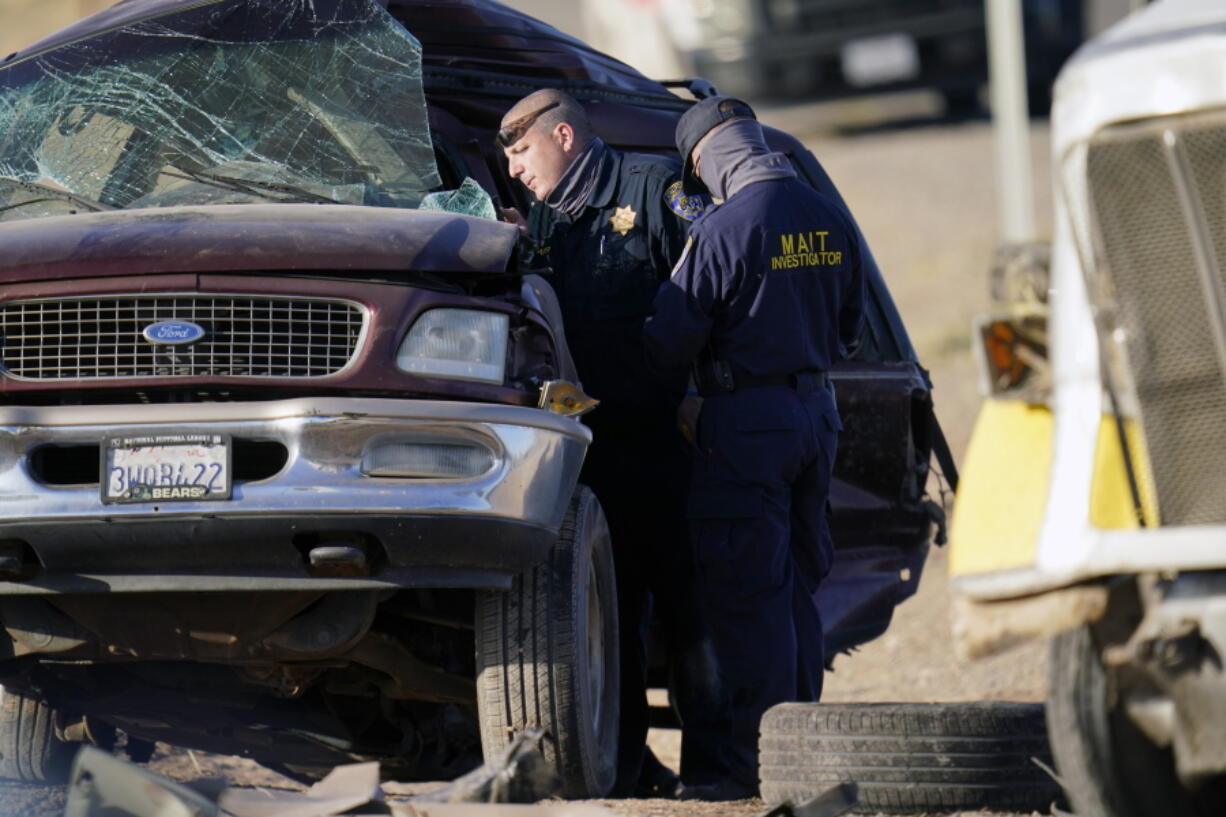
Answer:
[{"left": 526, "top": 147, "right": 690, "bottom": 427}]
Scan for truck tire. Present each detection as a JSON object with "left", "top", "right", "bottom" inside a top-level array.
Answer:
[
  {"left": 0, "top": 687, "right": 76, "bottom": 784},
  {"left": 1047, "top": 626, "right": 1226, "bottom": 817},
  {"left": 759, "top": 701, "right": 1061, "bottom": 814},
  {"left": 475, "top": 486, "right": 619, "bottom": 798}
]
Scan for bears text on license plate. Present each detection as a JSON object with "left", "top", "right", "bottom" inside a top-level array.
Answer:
[{"left": 102, "top": 434, "right": 231, "bottom": 503}]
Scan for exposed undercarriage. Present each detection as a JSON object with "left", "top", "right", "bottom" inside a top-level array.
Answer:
[{"left": 0, "top": 589, "right": 485, "bottom": 780}]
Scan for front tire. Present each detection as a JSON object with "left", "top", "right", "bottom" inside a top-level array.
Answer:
[
  {"left": 475, "top": 486, "right": 619, "bottom": 798},
  {"left": 0, "top": 687, "right": 76, "bottom": 784},
  {"left": 1047, "top": 626, "right": 1226, "bottom": 817}
]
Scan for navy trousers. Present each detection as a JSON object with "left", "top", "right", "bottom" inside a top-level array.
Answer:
[
  {"left": 580, "top": 415, "right": 727, "bottom": 793},
  {"left": 688, "top": 380, "right": 840, "bottom": 788}
]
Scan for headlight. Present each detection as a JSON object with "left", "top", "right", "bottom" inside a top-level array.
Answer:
[{"left": 396, "top": 308, "right": 509, "bottom": 384}]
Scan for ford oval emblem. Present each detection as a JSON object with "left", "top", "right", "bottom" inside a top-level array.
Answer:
[{"left": 142, "top": 320, "right": 206, "bottom": 346}]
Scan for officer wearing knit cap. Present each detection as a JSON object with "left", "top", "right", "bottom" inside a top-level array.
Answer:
[
  {"left": 674, "top": 95, "right": 758, "bottom": 200},
  {"left": 645, "top": 96, "right": 866, "bottom": 800}
]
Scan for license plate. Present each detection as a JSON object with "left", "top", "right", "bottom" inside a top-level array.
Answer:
[
  {"left": 841, "top": 33, "right": 920, "bottom": 88},
  {"left": 102, "top": 434, "right": 231, "bottom": 504}
]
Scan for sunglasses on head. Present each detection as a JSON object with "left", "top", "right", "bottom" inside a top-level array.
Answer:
[{"left": 497, "top": 101, "right": 560, "bottom": 149}]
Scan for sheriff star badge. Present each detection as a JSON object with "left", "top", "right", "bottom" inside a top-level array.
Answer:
[{"left": 609, "top": 205, "right": 637, "bottom": 236}]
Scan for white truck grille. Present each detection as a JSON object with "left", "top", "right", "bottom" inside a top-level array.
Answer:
[{"left": 1084, "top": 110, "right": 1226, "bottom": 526}]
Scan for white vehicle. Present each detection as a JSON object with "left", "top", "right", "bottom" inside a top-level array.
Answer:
[{"left": 951, "top": 1, "right": 1226, "bottom": 814}]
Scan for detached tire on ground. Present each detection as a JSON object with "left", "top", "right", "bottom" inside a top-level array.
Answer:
[
  {"left": 475, "top": 486, "right": 619, "bottom": 798},
  {"left": 0, "top": 687, "right": 76, "bottom": 784},
  {"left": 759, "top": 701, "right": 1062, "bottom": 814}
]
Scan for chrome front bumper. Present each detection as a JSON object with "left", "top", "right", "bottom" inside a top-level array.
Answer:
[{"left": 0, "top": 398, "right": 590, "bottom": 593}]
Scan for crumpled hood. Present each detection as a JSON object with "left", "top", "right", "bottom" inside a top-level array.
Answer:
[{"left": 0, "top": 203, "right": 520, "bottom": 282}]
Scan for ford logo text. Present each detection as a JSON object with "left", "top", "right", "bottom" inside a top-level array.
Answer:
[{"left": 142, "top": 320, "right": 207, "bottom": 346}]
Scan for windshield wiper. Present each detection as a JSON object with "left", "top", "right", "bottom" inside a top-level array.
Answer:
[
  {"left": 0, "top": 177, "right": 110, "bottom": 214},
  {"left": 162, "top": 166, "right": 342, "bottom": 205}
]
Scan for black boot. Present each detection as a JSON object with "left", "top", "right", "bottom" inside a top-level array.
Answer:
[
  {"left": 677, "top": 779, "right": 757, "bottom": 802},
  {"left": 633, "top": 747, "right": 680, "bottom": 798}
]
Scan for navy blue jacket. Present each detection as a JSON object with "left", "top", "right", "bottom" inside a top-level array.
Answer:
[
  {"left": 644, "top": 176, "right": 865, "bottom": 382},
  {"left": 526, "top": 148, "right": 690, "bottom": 427}
]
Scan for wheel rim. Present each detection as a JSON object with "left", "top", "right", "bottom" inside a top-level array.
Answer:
[{"left": 586, "top": 560, "right": 605, "bottom": 733}]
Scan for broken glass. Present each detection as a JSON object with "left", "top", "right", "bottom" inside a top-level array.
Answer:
[
  {"left": 0, "top": 0, "right": 445, "bottom": 224},
  {"left": 419, "top": 177, "right": 498, "bottom": 221},
  {"left": 0, "top": 177, "right": 109, "bottom": 218}
]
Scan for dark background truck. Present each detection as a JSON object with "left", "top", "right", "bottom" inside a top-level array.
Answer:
[
  {"left": 0, "top": 0, "right": 949, "bottom": 796},
  {"left": 582, "top": 0, "right": 1139, "bottom": 113}
]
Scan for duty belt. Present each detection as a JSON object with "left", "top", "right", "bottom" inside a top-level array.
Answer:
[
  {"left": 696, "top": 362, "right": 830, "bottom": 396},
  {"left": 733, "top": 371, "right": 830, "bottom": 390}
]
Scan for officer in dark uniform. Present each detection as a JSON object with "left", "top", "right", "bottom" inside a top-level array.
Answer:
[
  {"left": 499, "top": 89, "right": 722, "bottom": 797},
  {"left": 643, "top": 96, "right": 866, "bottom": 799}
]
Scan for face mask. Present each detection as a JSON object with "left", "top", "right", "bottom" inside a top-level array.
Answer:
[
  {"left": 544, "top": 138, "right": 607, "bottom": 217},
  {"left": 697, "top": 119, "right": 795, "bottom": 202}
]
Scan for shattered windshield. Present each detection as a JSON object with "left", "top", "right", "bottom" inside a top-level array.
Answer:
[{"left": 0, "top": 0, "right": 492, "bottom": 223}]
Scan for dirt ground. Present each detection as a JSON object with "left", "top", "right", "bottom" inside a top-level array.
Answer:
[{"left": 0, "top": 105, "right": 1057, "bottom": 817}]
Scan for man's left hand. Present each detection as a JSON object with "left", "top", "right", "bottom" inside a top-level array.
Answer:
[{"left": 500, "top": 206, "right": 527, "bottom": 234}]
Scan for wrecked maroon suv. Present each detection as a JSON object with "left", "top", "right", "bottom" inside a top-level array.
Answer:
[{"left": 0, "top": 0, "right": 953, "bottom": 797}]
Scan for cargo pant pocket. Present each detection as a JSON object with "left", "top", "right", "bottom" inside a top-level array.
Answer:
[{"left": 688, "top": 480, "right": 788, "bottom": 598}]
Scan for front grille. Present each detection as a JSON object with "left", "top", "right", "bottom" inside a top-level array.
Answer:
[
  {"left": 1083, "top": 110, "right": 1226, "bottom": 526},
  {"left": 0, "top": 295, "right": 366, "bottom": 380}
]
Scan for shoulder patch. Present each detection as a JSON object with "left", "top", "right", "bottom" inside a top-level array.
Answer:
[{"left": 665, "top": 180, "right": 709, "bottom": 223}]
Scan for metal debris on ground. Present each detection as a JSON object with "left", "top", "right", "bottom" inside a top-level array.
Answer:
[
  {"left": 61, "top": 730, "right": 592, "bottom": 817},
  {"left": 410, "top": 728, "right": 560, "bottom": 803},
  {"left": 63, "top": 745, "right": 220, "bottom": 817},
  {"left": 388, "top": 805, "right": 613, "bottom": 817},
  {"left": 220, "top": 761, "right": 385, "bottom": 817},
  {"left": 756, "top": 783, "right": 858, "bottom": 817}
]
